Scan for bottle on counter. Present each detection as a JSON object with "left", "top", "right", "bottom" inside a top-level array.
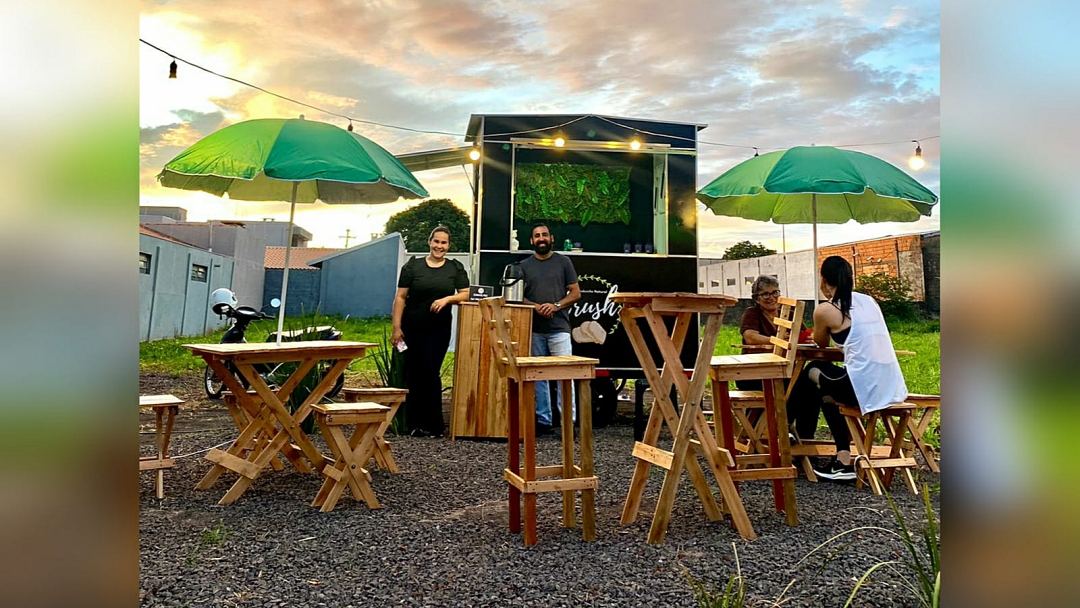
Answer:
[
  {"left": 510, "top": 229, "right": 519, "bottom": 251},
  {"left": 564, "top": 239, "right": 573, "bottom": 251}
]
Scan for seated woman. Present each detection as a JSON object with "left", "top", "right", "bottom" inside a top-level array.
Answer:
[
  {"left": 737, "top": 275, "right": 820, "bottom": 445},
  {"left": 807, "top": 256, "right": 908, "bottom": 481}
]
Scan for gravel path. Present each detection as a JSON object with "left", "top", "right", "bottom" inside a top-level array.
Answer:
[{"left": 140, "top": 377, "right": 939, "bottom": 607}]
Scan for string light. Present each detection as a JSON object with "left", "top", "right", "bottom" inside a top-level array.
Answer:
[
  {"left": 141, "top": 39, "right": 939, "bottom": 155},
  {"left": 908, "top": 140, "right": 925, "bottom": 171},
  {"left": 629, "top": 139, "right": 642, "bottom": 150},
  {"left": 468, "top": 147, "right": 481, "bottom": 161}
]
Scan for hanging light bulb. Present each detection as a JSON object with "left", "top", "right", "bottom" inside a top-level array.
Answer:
[
  {"left": 753, "top": 147, "right": 759, "bottom": 157},
  {"left": 629, "top": 139, "right": 642, "bottom": 150},
  {"left": 554, "top": 136, "right": 566, "bottom": 147},
  {"left": 347, "top": 120, "right": 354, "bottom": 132},
  {"left": 168, "top": 58, "right": 177, "bottom": 79},
  {"left": 908, "top": 141, "right": 925, "bottom": 171},
  {"left": 468, "top": 147, "right": 481, "bottom": 161}
]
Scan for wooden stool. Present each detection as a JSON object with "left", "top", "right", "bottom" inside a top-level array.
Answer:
[
  {"left": 839, "top": 403, "right": 919, "bottom": 495},
  {"left": 341, "top": 387, "right": 408, "bottom": 473},
  {"left": 709, "top": 297, "right": 805, "bottom": 527},
  {"left": 310, "top": 403, "right": 391, "bottom": 512},
  {"left": 901, "top": 394, "right": 940, "bottom": 472},
  {"left": 480, "top": 297, "right": 599, "bottom": 546},
  {"left": 139, "top": 394, "right": 183, "bottom": 499}
]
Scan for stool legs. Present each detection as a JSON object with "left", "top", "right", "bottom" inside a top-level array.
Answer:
[
  {"left": 507, "top": 380, "right": 521, "bottom": 534},
  {"left": 505, "top": 378, "right": 597, "bottom": 546}
]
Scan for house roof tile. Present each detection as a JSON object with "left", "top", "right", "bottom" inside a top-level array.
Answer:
[{"left": 264, "top": 247, "right": 342, "bottom": 269}]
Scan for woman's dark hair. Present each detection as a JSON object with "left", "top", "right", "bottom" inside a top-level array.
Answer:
[
  {"left": 428, "top": 225, "right": 451, "bottom": 241},
  {"left": 820, "top": 255, "right": 853, "bottom": 318}
]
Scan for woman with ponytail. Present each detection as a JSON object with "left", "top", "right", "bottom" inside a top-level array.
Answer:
[{"left": 806, "top": 256, "right": 908, "bottom": 480}]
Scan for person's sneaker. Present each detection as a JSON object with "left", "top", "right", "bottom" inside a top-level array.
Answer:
[
  {"left": 814, "top": 458, "right": 856, "bottom": 481},
  {"left": 536, "top": 422, "right": 553, "bottom": 436}
]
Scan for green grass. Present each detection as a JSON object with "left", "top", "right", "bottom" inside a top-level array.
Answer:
[
  {"left": 140, "top": 314, "right": 455, "bottom": 385},
  {"left": 711, "top": 318, "right": 940, "bottom": 395}
]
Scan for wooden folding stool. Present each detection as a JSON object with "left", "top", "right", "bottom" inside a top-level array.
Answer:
[
  {"left": 140, "top": 394, "right": 183, "bottom": 499},
  {"left": 341, "top": 387, "right": 409, "bottom": 473},
  {"left": 310, "top": 402, "right": 391, "bottom": 512},
  {"left": 839, "top": 403, "right": 919, "bottom": 495}
]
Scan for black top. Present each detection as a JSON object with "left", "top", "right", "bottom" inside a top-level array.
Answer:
[
  {"left": 520, "top": 253, "right": 578, "bottom": 334},
  {"left": 397, "top": 256, "right": 469, "bottom": 329}
]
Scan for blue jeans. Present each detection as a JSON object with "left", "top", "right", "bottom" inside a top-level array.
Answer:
[{"left": 531, "top": 331, "right": 576, "bottom": 426}]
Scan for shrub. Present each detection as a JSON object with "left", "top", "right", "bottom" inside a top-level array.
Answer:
[{"left": 856, "top": 272, "right": 919, "bottom": 320}]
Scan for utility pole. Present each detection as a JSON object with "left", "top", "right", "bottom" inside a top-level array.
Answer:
[{"left": 339, "top": 229, "right": 355, "bottom": 248}]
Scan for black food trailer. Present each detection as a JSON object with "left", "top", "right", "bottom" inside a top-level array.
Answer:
[{"left": 399, "top": 113, "right": 708, "bottom": 433}]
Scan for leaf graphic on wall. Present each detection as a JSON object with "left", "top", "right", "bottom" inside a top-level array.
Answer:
[{"left": 513, "top": 163, "right": 632, "bottom": 226}]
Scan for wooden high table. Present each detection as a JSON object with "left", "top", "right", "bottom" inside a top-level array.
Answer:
[
  {"left": 183, "top": 341, "right": 376, "bottom": 504},
  {"left": 611, "top": 292, "right": 757, "bottom": 543}
]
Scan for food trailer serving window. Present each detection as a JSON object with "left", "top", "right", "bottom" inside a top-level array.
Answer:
[{"left": 510, "top": 140, "right": 679, "bottom": 255}]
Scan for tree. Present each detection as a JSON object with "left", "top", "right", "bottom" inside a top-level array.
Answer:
[
  {"left": 721, "top": 240, "right": 776, "bottom": 260},
  {"left": 384, "top": 198, "right": 470, "bottom": 252}
]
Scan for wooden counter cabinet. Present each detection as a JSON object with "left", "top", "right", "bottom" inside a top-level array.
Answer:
[{"left": 450, "top": 301, "right": 533, "bottom": 439}]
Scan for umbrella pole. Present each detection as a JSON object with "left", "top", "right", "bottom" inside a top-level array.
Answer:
[
  {"left": 276, "top": 182, "right": 299, "bottom": 344},
  {"left": 812, "top": 193, "right": 818, "bottom": 303}
]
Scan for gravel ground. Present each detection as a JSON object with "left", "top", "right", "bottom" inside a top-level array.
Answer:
[{"left": 140, "top": 373, "right": 940, "bottom": 607}]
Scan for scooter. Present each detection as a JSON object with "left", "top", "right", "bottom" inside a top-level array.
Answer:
[{"left": 203, "top": 288, "right": 346, "bottom": 400}]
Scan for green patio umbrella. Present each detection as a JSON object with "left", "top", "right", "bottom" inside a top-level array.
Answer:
[
  {"left": 159, "top": 117, "right": 428, "bottom": 342},
  {"left": 696, "top": 145, "right": 938, "bottom": 290}
]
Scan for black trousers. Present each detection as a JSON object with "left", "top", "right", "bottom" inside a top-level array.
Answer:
[
  {"left": 734, "top": 372, "right": 849, "bottom": 450},
  {"left": 401, "top": 319, "right": 451, "bottom": 435},
  {"left": 801, "top": 361, "right": 855, "bottom": 451}
]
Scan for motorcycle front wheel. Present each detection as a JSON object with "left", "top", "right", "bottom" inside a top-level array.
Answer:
[{"left": 204, "top": 364, "right": 225, "bottom": 400}]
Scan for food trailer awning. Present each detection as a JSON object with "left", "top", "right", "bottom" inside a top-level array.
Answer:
[{"left": 394, "top": 146, "right": 475, "bottom": 172}]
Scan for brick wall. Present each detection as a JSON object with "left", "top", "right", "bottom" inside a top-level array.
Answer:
[{"left": 818, "top": 234, "right": 925, "bottom": 302}]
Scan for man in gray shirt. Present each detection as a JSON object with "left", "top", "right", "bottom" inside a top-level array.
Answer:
[{"left": 520, "top": 222, "right": 581, "bottom": 434}]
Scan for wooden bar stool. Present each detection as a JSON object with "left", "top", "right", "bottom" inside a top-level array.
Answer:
[
  {"left": 709, "top": 297, "right": 805, "bottom": 527},
  {"left": 310, "top": 402, "right": 391, "bottom": 512},
  {"left": 341, "top": 387, "right": 409, "bottom": 473},
  {"left": 140, "top": 394, "right": 183, "bottom": 499},
  {"left": 840, "top": 403, "right": 919, "bottom": 495},
  {"left": 479, "top": 296, "right": 599, "bottom": 546}
]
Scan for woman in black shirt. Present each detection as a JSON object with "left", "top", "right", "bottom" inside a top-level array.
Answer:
[{"left": 391, "top": 226, "right": 469, "bottom": 436}]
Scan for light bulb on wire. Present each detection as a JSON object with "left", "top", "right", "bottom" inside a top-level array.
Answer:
[
  {"left": 629, "top": 139, "right": 642, "bottom": 150},
  {"left": 168, "top": 58, "right": 177, "bottom": 79},
  {"left": 908, "top": 141, "right": 925, "bottom": 171},
  {"left": 468, "top": 147, "right": 481, "bottom": 161},
  {"left": 554, "top": 136, "right": 565, "bottom": 147}
]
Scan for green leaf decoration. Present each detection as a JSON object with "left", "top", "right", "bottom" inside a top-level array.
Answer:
[{"left": 515, "top": 163, "right": 632, "bottom": 226}]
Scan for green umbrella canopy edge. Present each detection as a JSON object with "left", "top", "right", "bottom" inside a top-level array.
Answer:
[
  {"left": 157, "top": 118, "right": 429, "bottom": 203},
  {"left": 697, "top": 146, "right": 938, "bottom": 224}
]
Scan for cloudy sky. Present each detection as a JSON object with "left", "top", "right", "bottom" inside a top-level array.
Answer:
[{"left": 139, "top": 0, "right": 939, "bottom": 254}]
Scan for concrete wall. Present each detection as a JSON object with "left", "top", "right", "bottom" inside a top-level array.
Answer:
[
  {"left": 317, "top": 234, "right": 406, "bottom": 319},
  {"left": 700, "top": 250, "right": 816, "bottom": 300},
  {"left": 142, "top": 222, "right": 266, "bottom": 309},
  {"left": 263, "top": 269, "right": 323, "bottom": 317},
  {"left": 140, "top": 234, "right": 234, "bottom": 341},
  {"left": 236, "top": 220, "right": 312, "bottom": 248}
]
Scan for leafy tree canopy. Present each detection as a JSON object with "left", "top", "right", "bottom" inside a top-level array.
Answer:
[
  {"left": 721, "top": 240, "right": 777, "bottom": 260},
  {"left": 384, "top": 198, "right": 470, "bottom": 252}
]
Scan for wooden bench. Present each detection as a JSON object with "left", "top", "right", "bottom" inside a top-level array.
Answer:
[
  {"left": 140, "top": 394, "right": 183, "bottom": 499},
  {"left": 340, "top": 387, "right": 408, "bottom": 473}
]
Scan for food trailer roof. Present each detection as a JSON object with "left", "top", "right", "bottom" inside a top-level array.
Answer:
[{"left": 465, "top": 113, "right": 709, "bottom": 142}]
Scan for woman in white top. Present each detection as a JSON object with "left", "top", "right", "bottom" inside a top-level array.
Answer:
[{"left": 807, "top": 256, "right": 908, "bottom": 480}]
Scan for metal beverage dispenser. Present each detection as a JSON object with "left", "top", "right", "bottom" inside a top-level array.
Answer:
[{"left": 500, "top": 263, "right": 525, "bottom": 303}]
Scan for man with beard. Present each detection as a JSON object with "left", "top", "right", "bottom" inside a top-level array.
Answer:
[{"left": 520, "top": 222, "right": 582, "bottom": 434}]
